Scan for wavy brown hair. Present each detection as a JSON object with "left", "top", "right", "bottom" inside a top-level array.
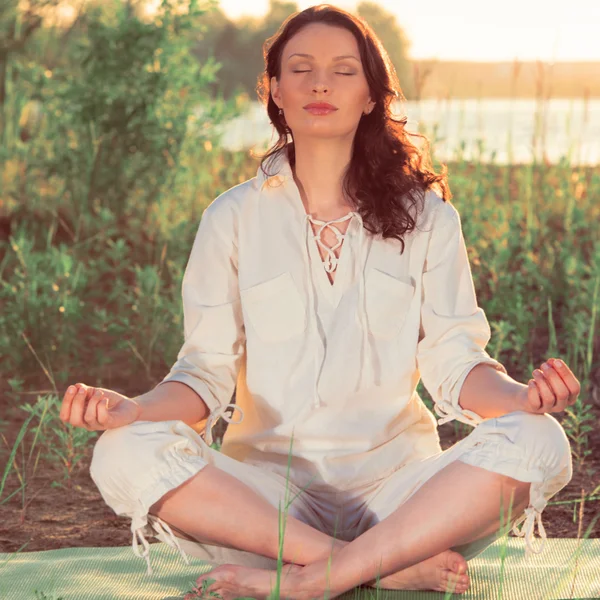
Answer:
[{"left": 253, "top": 3, "right": 451, "bottom": 254}]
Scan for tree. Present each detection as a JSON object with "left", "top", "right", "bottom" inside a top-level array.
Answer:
[
  {"left": 356, "top": 1, "right": 415, "bottom": 100},
  {"left": 0, "top": 0, "right": 62, "bottom": 140}
]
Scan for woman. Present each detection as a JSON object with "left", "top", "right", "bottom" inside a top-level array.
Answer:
[{"left": 60, "top": 5, "right": 578, "bottom": 599}]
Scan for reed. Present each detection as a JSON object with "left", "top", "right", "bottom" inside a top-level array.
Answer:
[{"left": 0, "top": 3, "right": 598, "bottom": 597}]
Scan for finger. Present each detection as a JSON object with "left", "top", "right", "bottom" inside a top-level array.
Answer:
[
  {"left": 70, "top": 384, "right": 94, "bottom": 429},
  {"left": 84, "top": 389, "right": 105, "bottom": 430},
  {"left": 59, "top": 384, "right": 80, "bottom": 422},
  {"left": 96, "top": 394, "right": 114, "bottom": 428},
  {"left": 527, "top": 379, "right": 543, "bottom": 411},
  {"left": 549, "top": 359, "right": 581, "bottom": 403},
  {"left": 549, "top": 357, "right": 576, "bottom": 379},
  {"left": 532, "top": 369, "right": 557, "bottom": 409},
  {"left": 540, "top": 362, "right": 571, "bottom": 407}
]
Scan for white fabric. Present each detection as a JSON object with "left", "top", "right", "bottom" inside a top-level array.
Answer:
[
  {"left": 90, "top": 408, "right": 572, "bottom": 576},
  {"left": 88, "top": 149, "right": 574, "bottom": 576},
  {"left": 157, "top": 148, "right": 508, "bottom": 495}
]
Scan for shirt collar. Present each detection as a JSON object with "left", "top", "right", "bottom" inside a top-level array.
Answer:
[
  {"left": 256, "top": 148, "right": 294, "bottom": 191},
  {"left": 255, "top": 149, "right": 360, "bottom": 225}
]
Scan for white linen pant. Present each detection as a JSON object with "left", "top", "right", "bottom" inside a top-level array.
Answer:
[{"left": 89, "top": 409, "right": 573, "bottom": 577}]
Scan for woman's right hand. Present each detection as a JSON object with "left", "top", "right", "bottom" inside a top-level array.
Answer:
[{"left": 59, "top": 383, "right": 141, "bottom": 431}]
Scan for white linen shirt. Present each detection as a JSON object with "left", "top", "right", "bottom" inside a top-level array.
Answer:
[{"left": 158, "top": 149, "right": 508, "bottom": 492}]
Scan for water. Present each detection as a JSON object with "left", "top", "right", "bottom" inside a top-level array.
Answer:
[{"left": 202, "top": 98, "right": 600, "bottom": 166}]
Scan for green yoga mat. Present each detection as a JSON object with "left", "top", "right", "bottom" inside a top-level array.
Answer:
[{"left": 1, "top": 538, "right": 598, "bottom": 599}]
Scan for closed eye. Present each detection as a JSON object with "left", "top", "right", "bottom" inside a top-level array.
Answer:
[{"left": 293, "top": 70, "right": 355, "bottom": 76}]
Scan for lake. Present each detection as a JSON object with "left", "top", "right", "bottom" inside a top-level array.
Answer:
[{"left": 205, "top": 98, "right": 600, "bottom": 166}]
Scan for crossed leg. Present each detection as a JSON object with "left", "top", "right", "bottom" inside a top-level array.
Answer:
[
  {"left": 189, "top": 458, "right": 533, "bottom": 599},
  {"left": 296, "top": 459, "right": 532, "bottom": 597}
]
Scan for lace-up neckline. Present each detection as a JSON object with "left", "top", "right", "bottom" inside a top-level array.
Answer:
[{"left": 306, "top": 212, "right": 355, "bottom": 285}]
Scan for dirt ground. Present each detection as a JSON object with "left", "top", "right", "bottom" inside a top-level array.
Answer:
[{"left": 1, "top": 400, "right": 598, "bottom": 556}]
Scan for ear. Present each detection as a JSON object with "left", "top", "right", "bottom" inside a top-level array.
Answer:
[{"left": 270, "top": 76, "right": 281, "bottom": 108}]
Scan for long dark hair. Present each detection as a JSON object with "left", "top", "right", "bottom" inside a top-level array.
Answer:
[{"left": 254, "top": 4, "right": 451, "bottom": 253}]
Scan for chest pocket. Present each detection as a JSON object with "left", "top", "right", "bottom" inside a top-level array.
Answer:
[
  {"left": 364, "top": 268, "right": 416, "bottom": 339},
  {"left": 240, "top": 271, "right": 306, "bottom": 343}
]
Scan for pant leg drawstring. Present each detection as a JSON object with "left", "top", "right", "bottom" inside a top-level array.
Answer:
[
  {"left": 132, "top": 514, "right": 192, "bottom": 576},
  {"left": 511, "top": 505, "right": 547, "bottom": 555},
  {"left": 150, "top": 514, "right": 191, "bottom": 566},
  {"left": 132, "top": 524, "right": 154, "bottom": 575}
]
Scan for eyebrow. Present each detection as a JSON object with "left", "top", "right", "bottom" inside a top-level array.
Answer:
[{"left": 286, "top": 53, "right": 360, "bottom": 63}]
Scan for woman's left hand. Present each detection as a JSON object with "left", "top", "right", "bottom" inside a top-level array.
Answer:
[{"left": 519, "top": 357, "right": 581, "bottom": 415}]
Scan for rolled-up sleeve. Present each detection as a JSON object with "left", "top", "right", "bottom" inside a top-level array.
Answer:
[
  {"left": 158, "top": 197, "right": 245, "bottom": 418},
  {"left": 416, "top": 202, "right": 507, "bottom": 427}
]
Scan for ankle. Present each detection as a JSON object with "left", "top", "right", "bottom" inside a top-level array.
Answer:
[{"left": 310, "top": 538, "right": 349, "bottom": 565}]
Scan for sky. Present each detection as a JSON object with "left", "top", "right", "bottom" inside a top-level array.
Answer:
[{"left": 216, "top": 0, "right": 600, "bottom": 62}]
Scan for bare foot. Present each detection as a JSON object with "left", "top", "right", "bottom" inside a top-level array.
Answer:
[
  {"left": 184, "top": 552, "right": 470, "bottom": 599},
  {"left": 365, "top": 548, "right": 471, "bottom": 594},
  {"left": 185, "top": 562, "right": 305, "bottom": 600}
]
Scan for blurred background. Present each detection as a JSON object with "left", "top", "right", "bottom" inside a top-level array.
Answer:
[{"left": 0, "top": 0, "right": 598, "bottom": 554}]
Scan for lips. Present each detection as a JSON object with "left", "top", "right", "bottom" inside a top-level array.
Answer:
[{"left": 304, "top": 103, "right": 337, "bottom": 110}]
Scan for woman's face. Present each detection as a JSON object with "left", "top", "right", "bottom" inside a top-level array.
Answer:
[{"left": 271, "top": 23, "right": 375, "bottom": 139}]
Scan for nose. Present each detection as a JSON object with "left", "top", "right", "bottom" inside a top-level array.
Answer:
[
  {"left": 310, "top": 71, "right": 330, "bottom": 93},
  {"left": 313, "top": 82, "right": 329, "bottom": 93}
]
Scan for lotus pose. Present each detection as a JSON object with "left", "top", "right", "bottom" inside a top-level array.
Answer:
[{"left": 60, "top": 5, "right": 578, "bottom": 600}]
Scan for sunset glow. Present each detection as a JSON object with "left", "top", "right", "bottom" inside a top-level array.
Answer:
[{"left": 217, "top": 0, "right": 600, "bottom": 62}]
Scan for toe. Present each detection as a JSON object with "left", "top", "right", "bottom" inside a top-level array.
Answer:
[
  {"left": 445, "top": 549, "right": 468, "bottom": 575},
  {"left": 445, "top": 570, "right": 470, "bottom": 587},
  {"left": 448, "top": 579, "right": 469, "bottom": 594}
]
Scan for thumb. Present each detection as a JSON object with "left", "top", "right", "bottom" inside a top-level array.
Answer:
[{"left": 106, "top": 396, "right": 119, "bottom": 410}]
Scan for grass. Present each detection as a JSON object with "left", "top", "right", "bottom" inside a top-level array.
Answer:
[
  {"left": 1, "top": 40, "right": 599, "bottom": 599},
  {"left": 2, "top": 398, "right": 598, "bottom": 599},
  {"left": 177, "top": 428, "right": 598, "bottom": 600}
]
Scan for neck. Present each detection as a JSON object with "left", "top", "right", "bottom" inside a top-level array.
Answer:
[{"left": 291, "top": 139, "right": 355, "bottom": 219}]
